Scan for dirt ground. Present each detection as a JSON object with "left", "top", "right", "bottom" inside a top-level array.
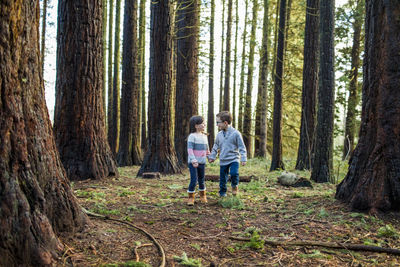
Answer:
[{"left": 59, "top": 164, "right": 400, "bottom": 267}]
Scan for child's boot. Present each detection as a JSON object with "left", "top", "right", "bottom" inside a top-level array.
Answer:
[
  {"left": 232, "top": 186, "right": 239, "bottom": 196},
  {"left": 187, "top": 193, "right": 195, "bottom": 206},
  {"left": 199, "top": 190, "right": 208, "bottom": 203}
]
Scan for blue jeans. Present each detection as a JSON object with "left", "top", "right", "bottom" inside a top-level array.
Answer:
[
  {"left": 219, "top": 162, "right": 239, "bottom": 196},
  {"left": 188, "top": 163, "right": 206, "bottom": 193}
]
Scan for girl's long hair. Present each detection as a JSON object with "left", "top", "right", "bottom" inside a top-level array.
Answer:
[{"left": 189, "top": 115, "right": 204, "bottom": 133}]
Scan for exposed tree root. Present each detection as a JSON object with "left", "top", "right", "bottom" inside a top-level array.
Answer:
[
  {"left": 230, "top": 236, "right": 400, "bottom": 256},
  {"left": 83, "top": 208, "right": 166, "bottom": 267}
]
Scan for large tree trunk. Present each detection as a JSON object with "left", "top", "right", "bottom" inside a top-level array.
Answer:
[
  {"left": 138, "top": 0, "right": 182, "bottom": 176},
  {"left": 139, "top": 0, "right": 147, "bottom": 151},
  {"left": 0, "top": 1, "right": 87, "bottom": 265},
  {"left": 219, "top": 1, "right": 225, "bottom": 111},
  {"left": 107, "top": 0, "right": 114, "bottom": 144},
  {"left": 295, "top": 0, "right": 319, "bottom": 170},
  {"left": 223, "top": 0, "right": 233, "bottom": 111},
  {"left": 232, "top": 0, "right": 239, "bottom": 127},
  {"left": 254, "top": 0, "right": 270, "bottom": 158},
  {"left": 175, "top": 0, "right": 199, "bottom": 165},
  {"left": 54, "top": 0, "right": 118, "bottom": 181},
  {"left": 207, "top": 0, "right": 216, "bottom": 149},
  {"left": 336, "top": 0, "right": 400, "bottom": 212},
  {"left": 270, "top": 0, "right": 287, "bottom": 171},
  {"left": 238, "top": 0, "right": 249, "bottom": 132},
  {"left": 310, "top": 0, "right": 335, "bottom": 183},
  {"left": 102, "top": 0, "right": 108, "bottom": 115},
  {"left": 242, "top": 0, "right": 258, "bottom": 158},
  {"left": 343, "top": 0, "right": 363, "bottom": 160},
  {"left": 117, "top": 0, "right": 142, "bottom": 166},
  {"left": 40, "top": 0, "right": 48, "bottom": 73}
]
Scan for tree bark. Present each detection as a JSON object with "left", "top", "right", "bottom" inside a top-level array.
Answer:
[
  {"left": 102, "top": 0, "right": 108, "bottom": 115},
  {"left": 270, "top": 0, "right": 287, "bottom": 171},
  {"left": 295, "top": 0, "right": 319, "bottom": 170},
  {"left": 40, "top": 0, "right": 48, "bottom": 74},
  {"left": 54, "top": 0, "right": 118, "bottom": 181},
  {"left": 310, "top": 0, "right": 335, "bottom": 183},
  {"left": 254, "top": 0, "right": 270, "bottom": 158},
  {"left": 207, "top": 0, "right": 216, "bottom": 149},
  {"left": 0, "top": 1, "right": 87, "bottom": 265},
  {"left": 175, "top": 0, "right": 200, "bottom": 165},
  {"left": 232, "top": 0, "right": 239, "bottom": 128},
  {"left": 138, "top": 0, "right": 182, "bottom": 176},
  {"left": 139, "top": 0, "right": 147, "bottom": 151},
  {"left": 238, "top": 0, "right": 249, "bottom": 133},
  {"left": 223, "top": 0, "right": 233, "bottom": 111},
  {"left": 336, "top": 0, "right": 400, "bottom": 212},
  {"left": 117, "top": 0, "right": 142, "bottom": 166}
]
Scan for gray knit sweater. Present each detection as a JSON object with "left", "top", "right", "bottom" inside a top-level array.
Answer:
[{"left": 208, "top": 126, "right": 247, "bottom": 166}]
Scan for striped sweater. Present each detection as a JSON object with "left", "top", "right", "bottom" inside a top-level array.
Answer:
[{"left": 187, "top": 133, "right": 210, "bottom": 164}]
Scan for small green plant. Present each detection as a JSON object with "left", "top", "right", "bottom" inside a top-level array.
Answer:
[
  {"left": 291, "top": 191, "right": 304, "bottom": 198},
  {"left": 318, "top": 208, "right": 329, "bottom": 218},
  {"left": 190, "top": 243, "right": 201, "bottom": 250},
  {"left": 101, "top": 261, "right": 151, "bottom": 267},
  {"left": 118, "top": 190, "right": 135, "bottom": 197},
  {"left": 377, "top": 224, "right": 399, "bottom": 239},
  {"left": 218, "top": 196, "right": 245, "bottom": 210},
  {"left": 244, "top": 231, "right": 264, "bottom": 250},
  {"left": 299, "top": 249, "right": 328, "bottom": 259},
  {"left": 173, "top": 252, "right": 202, "bottom": 267}
]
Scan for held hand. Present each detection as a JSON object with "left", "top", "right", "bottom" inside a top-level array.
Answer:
[
  {"left": 208, "top": 158, "right": 215, "bottom": 163},
  {"left": 192, "top": 161, "right": 199, "bottom": 168},
  {"left": 241, "top": 161, "right": 246, "bottom": 166}
]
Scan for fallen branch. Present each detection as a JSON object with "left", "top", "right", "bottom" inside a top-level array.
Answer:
[
  {"left": 133, "top": 243, "right": 152, "bottom": 262},
  {"left": 229, "top": 236, "right": 400, "bottom": 256},
  {"left": 83, "top": 208, "right": 166, "bottom": 267}
]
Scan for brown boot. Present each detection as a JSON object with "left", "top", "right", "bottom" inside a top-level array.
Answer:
[
  {"left": 232, "top": 186, "right": 239, "bottom": 196},
  {"left": 199, "top": 190, "right": 208, "bottom": 203},
  {"left": 187, "top": 192, "right": 195, "bottom": 206}
]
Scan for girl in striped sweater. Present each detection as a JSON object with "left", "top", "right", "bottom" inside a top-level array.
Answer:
[{"left": 186, "top": 115, "right": 210, "bottom": 205}]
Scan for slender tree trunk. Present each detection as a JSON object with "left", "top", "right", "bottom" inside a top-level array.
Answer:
[
  {"left": 223, "top": 0, "right": 233, "bottom": 111},
  {"left": 102, "top": 0, "right": 108, "bottom": 115},
  {"left": 110, "top": 0, "right": 121, "bottom": 155},
  {"left": 295, "top": 0, "right": 319, "bottom": 170},
  {"left": 242, "top": 0, "right": 258, "bottom": 158},
  {"left": 255, "top": 0, "right": 269, "bottom": 158},
  {"left": 0, "top": 2, "right": 87, "bottom": 265},
  {"left": 117, "top": 0, "right": 142, "bottom": 166},
  {"left": 232, "top": 0, "right": 239, "bottom": 127},
  {"left": 138, "top": 0, "right": 182, "bottom": 176},
  {"left": 175, "top": 0, "right": 200, "bottom": 165},
  {"left": 54, "top": 0, "right": 118, "bottom": 180},
  {"left": 270, "top": 0, "right": 287, "bottom": 171},
  {"left": 238, "top": 0, "right": 249, "bottom": 132},
  {"left": 139, "top": 0, "right": 147, "bottom": 150},
  {"left": 311, "top": 0, "right": 335, "bottom": 183},
  {"left": 41, "top": 0, "right": 48, "bottom": 74},
  {"left": 343, "top": 0, "right": 363, "bottom": 160},
  {"left": 336, "top": 0, "right": 400, "bottom": 212},
  {"left": 107, "top": 0, "right": 114, "bottom": 137},
  {"left": 208, "top": 0, "right": 216, "bottom": 148},
  {"left": 219, "top": 0, "right": 226, "bottom": 111}
]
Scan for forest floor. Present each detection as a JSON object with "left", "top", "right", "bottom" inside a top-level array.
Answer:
[{"left": 59, "top": 159, "right": 400, "bottom": 267}]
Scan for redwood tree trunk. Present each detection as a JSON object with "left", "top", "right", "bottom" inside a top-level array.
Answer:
[
  {"left": 223, "top": 0, "right": 233, "bottom": 111},
  {"left": 336, "top": 0, "right": 400, "bottom": 212},
  {"left": 295, "top": 0, "right": 319, "bottom": 170},
  {"left": 54, "top": 0, "right": 118, "bottom": 180},
  {"left": 207, "top": 0, "right": 216, "bottom": 149},
  {"left": 270, "top": 0, "right": 287, "bottom": 171},
  {"left": 175, "top": 0, "right": 199, "bottom": 165},
  {"left": 0, "top": 1, "right": 87, "bottom": 265},
  {"left": 138, "top": 0, "right": 182, "bottom": 176}
]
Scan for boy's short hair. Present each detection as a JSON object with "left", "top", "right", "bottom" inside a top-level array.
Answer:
[{"left": 217, "top": 111, "right": 232, "bottom": 124}]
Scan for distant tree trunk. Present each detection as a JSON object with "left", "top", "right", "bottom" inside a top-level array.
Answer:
[
  {"left": 109, "top": 0, "right": 121, "bottom": 155},
  {"left": 270, "top": 0, "right": 287, "bottom": 171},
  {"left": 284, "top": 0, "right": 292, "bottom": 55},
  {"left": 255, "top": 0, "right": 269, "bottom": 158},
  {"left": 0, "top": 1, "right": 87, "bottom": 265},
  {"left": 219, "top": 1, "right": 226, "bottom": 111},
  {"left": 311, "top": 0, "right": 335, "bottom": 183},
  {"left": 107, "top": 0, "right": 114, "bottom": 137},
  {"left": 223, "top": 0, "right": 233, "bottom": 111},
  {"left": 41, "top": 0, "right": 48, "bottom": 73},
  {"left": 242, "top": 0, "right": 258, "bottom": 158},
  {"left": 55, "top": 0, "right": 118, "bottom": 180},
  {"left": 117, "top": 0, "right": 142, "bottom": 166},
  {"left": 232, "top": 0, "right": 239, "bottom": 127},
  {"left": 336, "top": 0, "right": 400, "bottom": 212},
  {"left": 102, "top": 0, "right": 108, "bottom": 116},
  {"left": 138, "top": 0, "right": 182, "bottom": 176},
  {"left": 238, "top": 0, "right": 249, "bottom": 132},
  {"left": 295, "top": 0, "right": 319, "bottom": 170},
  {"left": 343, "top": 0, "right": 363, "bottom": 160},
  {"left": 175, "top": 0, "right": 200, "bottom": 165},
  {"left": 139, "top": 0, "right": 147, "bottom": 150},
  {"left": 208, "top": 0, "right": 216, "bottom": 148}
]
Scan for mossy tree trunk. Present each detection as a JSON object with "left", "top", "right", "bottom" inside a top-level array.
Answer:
[
  {"left": 139, "top": 0, "right": 147, "bottom": 150},
  {"left": 0, "top": 1, "right": 87, "bottom": 265}
]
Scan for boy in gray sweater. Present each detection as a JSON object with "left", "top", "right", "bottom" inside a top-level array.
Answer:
[{"left": 208, "top": 111, "right": 247, "bottom": 197}]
